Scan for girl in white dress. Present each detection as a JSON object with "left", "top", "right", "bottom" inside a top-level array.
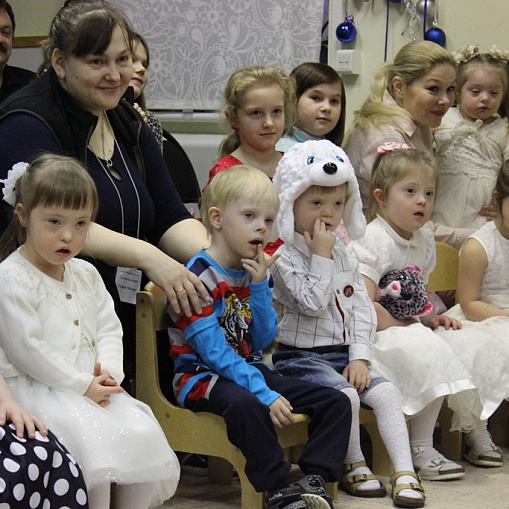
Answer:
[
  {"left": 445, "top": 161, "right": 509, "bottom": 466},
  {"left": 0, "top": 155, "right": 179, "bottom": 509},
  {"left": 433, "top": 45, "right": 509, "bottom": 230},
  {"left": 347, "top": 145, "right": 509, "bottom": 480}
]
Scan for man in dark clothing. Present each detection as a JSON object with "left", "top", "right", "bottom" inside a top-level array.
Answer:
[{"left": 0, "top": 0, "right": 35, "bottom": 104}]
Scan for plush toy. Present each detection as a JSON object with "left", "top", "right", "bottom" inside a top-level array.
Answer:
[
  {"left": 273, "top": 139, "right": 366, "bottom": 243},
  {"left": 376, "top": 265, "right": 433, "bottom": 320}
]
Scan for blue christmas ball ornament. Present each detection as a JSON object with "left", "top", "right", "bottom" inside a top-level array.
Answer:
[
  {"left": 424, "top": 26, "right": 446, "bottom": 47},
  {"left": 336, "top": 16, "right": 357, "bottom": 43}
]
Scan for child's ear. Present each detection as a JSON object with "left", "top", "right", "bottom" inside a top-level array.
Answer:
[
  {"left": 208, "top": 206, "right": 223, "bottom": 230},
  {"left": 225, "top": 111, "right": 238, "bottom": 130},
  {"left": 16, "top": 204, "right": 27, "bottom": 227},
  {"left": 373, "top": 188, "right": 386, "bottom": 206}
]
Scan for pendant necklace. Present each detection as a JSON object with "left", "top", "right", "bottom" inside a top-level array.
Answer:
[{"left": 100, "top": 112, "right": 122, "bottom": 181}]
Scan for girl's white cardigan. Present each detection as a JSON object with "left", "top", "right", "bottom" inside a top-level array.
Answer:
[{"left": 0, "top": 249, "right": 123, "bottom": 395}]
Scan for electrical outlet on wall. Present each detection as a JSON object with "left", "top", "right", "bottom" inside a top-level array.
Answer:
[{"left": 336, "top": 49, "right": 360, "bottom": 74}]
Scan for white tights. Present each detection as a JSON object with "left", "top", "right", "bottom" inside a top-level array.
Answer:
[
  {"left": 88, "top": 481, "right": 157, "bottom": 509},
  {"left": 409, "top": 396, "right": 444, "bottom": 447},
  {"left": 341, "top": 382, "right": 413, "bottom": 472}
]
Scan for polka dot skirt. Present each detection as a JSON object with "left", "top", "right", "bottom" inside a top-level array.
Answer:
[{"left": 0, "top": 423, "right": 88, "bottom": 508}]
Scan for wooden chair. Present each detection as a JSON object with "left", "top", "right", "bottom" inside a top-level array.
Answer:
[{"left": 136, "top": 283, "right": 392, "bottom": 508}]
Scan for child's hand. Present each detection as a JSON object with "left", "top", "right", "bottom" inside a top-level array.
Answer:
[
  {"left": 343, "top": 360, "right": 371, "bottom": 393},
  {"left": 304, "top": 218, "right": 335, "bottom": 259},
  {"left": 85, "top": 363, "right": 124, "bottom": 407},
  {"left": 0, "top": 398, "right": 48, "bottom": 439},
  {"left": 93, "top": 362, "right": 119, "bottom": 387},
  {"left": 242, "top": 244, "right": 280, "bottom": 284},
  {"left": 269, "top": 395, "right": 294, "bottom": 428},
  {"left": 423, "top": 314, "right": 462, "bottom": 330},
  {"left": 133, "top": 102, "right": 148, "bottom": 123}
]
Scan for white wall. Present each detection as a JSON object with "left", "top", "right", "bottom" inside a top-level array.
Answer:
[{"left": 329, "top": 0, "right": 509, "bottom": 128}]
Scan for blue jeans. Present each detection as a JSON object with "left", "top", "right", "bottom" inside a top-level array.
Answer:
[{"left": 272, "top": 346, "right": 387, "bottom": 402}]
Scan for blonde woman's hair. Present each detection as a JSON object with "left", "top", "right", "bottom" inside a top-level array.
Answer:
[
  {"left": 200, "top": 165, "right": 279, "bottom": 233},
  {"left": 367, "top": 148, "right": 438, "bottom": 222},
  {"left": 344, "top": 41, "right": 456, "bottom": 147},
  {"left": 0, "top": 154, "right": 99, "bottom": 260},
  {"left": 217, "top": 65, "right": 296, "bottom": 159}
]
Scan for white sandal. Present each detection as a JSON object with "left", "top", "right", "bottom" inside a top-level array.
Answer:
[
  {"left": 463, "top": 436, "right": 503, "bottom": 467},
  {"left": 411, "top": 446, "right": 465, "bottom": 481}
]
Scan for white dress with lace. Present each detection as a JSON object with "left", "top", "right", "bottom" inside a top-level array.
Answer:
[
  {"left": 432, "top": 107, "right": 509, "bottom": 229},
  {"left": 347, "top": 216, "right": 509, "bottom": 430}
]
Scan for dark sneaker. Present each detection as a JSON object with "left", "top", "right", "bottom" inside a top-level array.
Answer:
[
  {"left": 266, "top": 486, "right": 306, "bottom": 509},
  {"left": 292, "top": 475, "right": 334, "bottom": 509},
  {"left": 266, "top": 475, "right": 334, "bottom": 509}
]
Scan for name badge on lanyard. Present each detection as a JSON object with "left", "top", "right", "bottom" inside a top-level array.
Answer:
[{"left": 115, "top": 267, "right": 142, "bottom": 304}]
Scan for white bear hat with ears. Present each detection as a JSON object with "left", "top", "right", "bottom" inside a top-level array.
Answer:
[{"left": 273, "top": 139, "right": 366, "bottom": 244}]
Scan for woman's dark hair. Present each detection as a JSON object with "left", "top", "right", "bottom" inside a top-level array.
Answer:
[{"left": 38, "top": 0, "right": 134, "bottom": 75}]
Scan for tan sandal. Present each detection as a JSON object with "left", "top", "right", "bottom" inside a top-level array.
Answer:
[
  {"left": 390, "top": 471, "right": 425, "bottom": 508},
  {"left": 340, "top": 461, "right": 387, "bottom": 498}
]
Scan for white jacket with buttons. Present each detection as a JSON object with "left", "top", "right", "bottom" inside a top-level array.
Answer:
[{"left": 0, "top": 249, "right": 123, "bottom": 395}]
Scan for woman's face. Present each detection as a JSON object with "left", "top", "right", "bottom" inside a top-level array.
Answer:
[
  {"left": 53, "top": 25, "right": 133, "bottom": 116},
  {"left": 392, "top": 64, "right": 456, "bottom": 128},
  {"left": 129, "top": 41, "right": 149, "bottom": 100}
]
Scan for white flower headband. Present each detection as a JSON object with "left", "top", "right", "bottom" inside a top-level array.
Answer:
[
  {"left": 0, "top": 162, "right": 29, "bottom": 207},
  {"left": 453, "top": 44, "right": 509, "bottom": 65}
]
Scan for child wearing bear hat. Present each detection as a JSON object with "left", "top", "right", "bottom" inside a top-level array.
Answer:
[{"left": 271, "top": 140, "right": 425, "bottom": 508}]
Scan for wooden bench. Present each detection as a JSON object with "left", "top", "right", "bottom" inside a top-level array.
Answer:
[{"left": 136, "top": 283, "right": 391, "bottom": 508}]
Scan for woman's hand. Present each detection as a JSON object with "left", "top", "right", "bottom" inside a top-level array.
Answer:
[
  {"left": 142, "top": 248, "right": 211, "bottom": 317},
  {"left": 84, "top": 222, "right": 211, "bottom": 318}
]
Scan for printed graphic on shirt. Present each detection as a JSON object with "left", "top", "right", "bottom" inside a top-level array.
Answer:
[{"left": 222, "top": 290, "right": 252, "bottom": 358}]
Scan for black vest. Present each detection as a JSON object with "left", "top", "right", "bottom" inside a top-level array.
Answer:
[{"left": 0, "top": 70, "right": 147, "bottom": 181}]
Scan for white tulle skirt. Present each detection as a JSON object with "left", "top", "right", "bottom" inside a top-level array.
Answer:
[
  {"left": 443, "top": 301, "right": 509, "bottom": 429},
  {"left": 6, "top": 340, "right": 180, "bottom": 507},
  {"left": 370, "top": 321, "right": 509, "bottom": 431}
]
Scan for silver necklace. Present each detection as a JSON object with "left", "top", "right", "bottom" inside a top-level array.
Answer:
[
  {"left": 94, "top": 129, "right": 141, "bottom": 238},
  {"left": 101, "top": 112, "right": 122, "bottom": 181}
]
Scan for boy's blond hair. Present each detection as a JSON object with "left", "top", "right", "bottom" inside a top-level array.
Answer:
[{"left": 200, "top": 165, "right": 279, "bottom": 233}]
